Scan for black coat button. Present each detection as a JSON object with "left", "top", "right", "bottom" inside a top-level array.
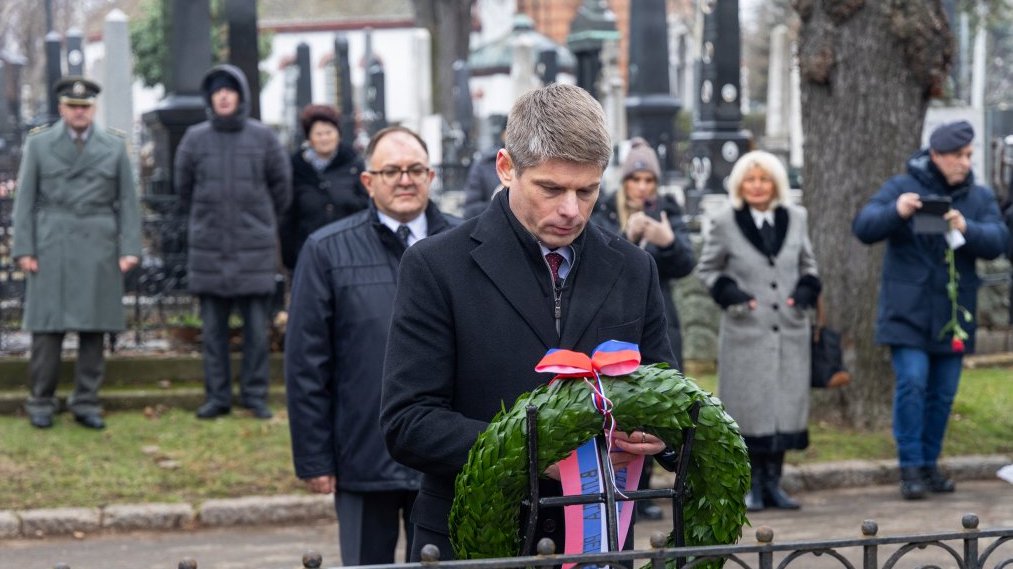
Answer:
[
  {"left": 542, "top": 519, "right": 557, "bottom": 533},
  {"left": 772, "top": 304, "right": 779, "bottom": 310},
  {"left": 772, "top": 325, "right": 779, "bottom": 332},
  {"left": 771, "top": 282, "right": 777, "bottom": 289},
  {"left": 768, "top": 259, "right": 775, "bottom": 267}
]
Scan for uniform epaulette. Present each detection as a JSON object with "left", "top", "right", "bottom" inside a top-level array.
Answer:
[
  {"left": 27, "top": 124, "right": 51, "bottom": 136},
  {"left": 107, "top": 127, "right": 127, "bottom": 138}
]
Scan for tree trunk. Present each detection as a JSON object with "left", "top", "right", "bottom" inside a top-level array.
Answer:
[
  {"left": 412, "top": 0, "right": 473, "bottom": 122},
  {"left": 794, "top": 0, "right": 952, "bottom": 428}
]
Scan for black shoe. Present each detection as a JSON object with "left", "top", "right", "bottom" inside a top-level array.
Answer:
[
  {"left": 196, "top": 402, "right": 231, "bottom": 419},
  {"left": 29, "top": 413, "right": 53, "bottom": 429},
  {"left": 900, "top": 467, "right": 927, "bottom": 500},
  {"left": 922, "top": 466, "right": 956, "bottom": 493},
  {"left": 762, "top": 484, "right": 801, "bottom": 510},
  {"left": 637, "top": 502, "right": 663, "bottom": 521},
  {"left": 245, "top": 404, "right": 273, "bottom": 420},
  {"left": 74, "top": 413, "right": 106, "bottom": 430}
]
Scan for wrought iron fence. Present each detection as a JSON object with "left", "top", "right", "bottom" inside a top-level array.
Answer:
[{"left": 160, "top": 514, "right": 1013, "bottom": 569}]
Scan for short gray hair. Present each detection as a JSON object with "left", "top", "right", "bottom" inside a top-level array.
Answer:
[
  {"left": 504, "top": 83, "right": 611, "bottom": 176},
  {"left": 727, "top": 150, "right": 791, "bottom": 209}
]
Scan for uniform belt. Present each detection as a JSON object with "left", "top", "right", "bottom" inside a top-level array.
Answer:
[{"left": 37, "top": 204, "right": 115, "bottom": 215}]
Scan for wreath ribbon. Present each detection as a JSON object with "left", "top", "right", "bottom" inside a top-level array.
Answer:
[{"left": 535, "top": 340, "right": 643, "bottom": 563}]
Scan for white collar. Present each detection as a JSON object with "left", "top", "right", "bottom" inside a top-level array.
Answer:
[
  {"left": 377, "top": 210, "right": 428, "bottom": 247},
  {"left": 749, "top": 207, "right": 775, "bottom": 228}
]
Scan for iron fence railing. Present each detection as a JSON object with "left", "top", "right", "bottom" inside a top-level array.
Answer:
[{"left": 153, "top": 514, "right": 1013, "bottom": 569}]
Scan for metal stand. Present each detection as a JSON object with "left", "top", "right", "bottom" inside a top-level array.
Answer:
[{"left": 520, "top": 402, "right": 701, "bottom": 560}]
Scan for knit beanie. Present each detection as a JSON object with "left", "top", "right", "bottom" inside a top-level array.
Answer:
[
  {"left": 621, "top": 137, "right": 662, "bottom": 180},
  {"left": 207, "top": 73, "right": 241, "bottom": 96}
]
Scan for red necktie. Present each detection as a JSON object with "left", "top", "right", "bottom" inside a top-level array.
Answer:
[{"left": 545, "top": 251, "right": 564, "bottom": 283}]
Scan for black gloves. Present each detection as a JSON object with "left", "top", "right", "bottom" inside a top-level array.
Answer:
[
  {"left": 711, "top": 276, "right": 754, "bottom": 309},
  {"left": 790, "top": 274, "right": 822, "bottom": 310}
]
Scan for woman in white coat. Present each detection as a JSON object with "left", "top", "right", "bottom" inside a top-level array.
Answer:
[{"left": 696, "top": 150, "right": 821, "bottom": 511}]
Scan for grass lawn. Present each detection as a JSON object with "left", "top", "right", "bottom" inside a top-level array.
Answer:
[{"left": 0, "top": 367, "right": 1009, "bottom": 510}]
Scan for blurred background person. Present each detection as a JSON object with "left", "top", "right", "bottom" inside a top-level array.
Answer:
[
  {"left": 696, "top": 150, "right": 820, "bottom": 512},
  {"left": 280, "top": 104, "right": 368, "bottom": 272},
  {"left": 853, "top": 121, "right": 1008, "bottom": 500},
  {"left": 591, "top": 137, "right": 695, "bottom": 521},
  {"left": 460, "top": 118, "right": 506, "bottom": 219}
]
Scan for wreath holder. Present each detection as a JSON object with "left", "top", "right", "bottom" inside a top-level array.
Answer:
[{"left": 519, "top": 401, "right": 701, "bottom": 555}]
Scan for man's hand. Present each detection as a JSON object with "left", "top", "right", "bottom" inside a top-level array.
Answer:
[
  {"left": 119, "top": 256, "right": 139, "bottom": 273},
  {"left": 17, "top": 256, "right": 38, "bottom": 273},
  {"left": 304, "top": 475, "right": 336, "bottom": 494},
  {"left": 896, "top": 192, "right": 922, "bottom": 219},
  {"left": 944, "top": 209, "right": 967, "bottom": 234}
]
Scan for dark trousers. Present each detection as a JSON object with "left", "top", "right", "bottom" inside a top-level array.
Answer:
[
  {"left": 335, "top": 490, "right": 416, "bottom": 565},
  {"left": 199, "top": 294, "right": 272, "bottom": 408},
  {"left": 26, "top": 332, "right": 105, "bottom": 416}
]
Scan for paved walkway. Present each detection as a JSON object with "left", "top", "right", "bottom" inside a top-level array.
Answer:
[{"left": 3, "top": 479, "right": 1011, "bottom": 569}]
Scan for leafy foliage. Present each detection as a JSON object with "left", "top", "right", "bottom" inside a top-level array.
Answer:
[{"left": 449, "top": 365, "right": 750, "bottom": 567}]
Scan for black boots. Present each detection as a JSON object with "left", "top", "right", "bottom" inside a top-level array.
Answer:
[
  {"left": 900, "top": 467, "right": 927, "bottom": 500},
  {"left": 762, "top": 452, "right": 800, "bottom": 509},
  {"left": 745, "top": 454, "right": 765, "bottom": 512},
  {"left": 746, "top": 451, "right": 800, "bottom": 511},
  {"left": 922, "top": 465, "right": 956, "bottom": 493}
]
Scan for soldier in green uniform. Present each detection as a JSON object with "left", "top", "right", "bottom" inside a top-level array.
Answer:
[{"left": 11, "top": 76, "right": 141, "bottom": 430}]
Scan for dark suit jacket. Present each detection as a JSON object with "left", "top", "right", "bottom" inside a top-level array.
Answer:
[{"left": 380, "top": 189, "right": 675, "bottom": 550}]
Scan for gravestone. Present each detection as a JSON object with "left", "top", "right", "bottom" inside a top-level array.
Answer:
[
  {"left": 510, "top": 33, "right": 539, "bottom": 101},
  {"left": 44, "top": 31, "right": 61, "bottom": 123},
  {"left": 294, "top": 42, "right": 312, "bottom": 147},
  {"left": 537, "top": 48, "right": 558, "bottom": 85},
  {"left": 333, "top": 34, "right": 357, "bottom": 139},
  {"left": 226, "top": 0, "right": 261, "bottom": 120},
  {"left": 410, "top": 28, "right": 433, "bottom": 126},
  {"left": 65, "top": 28, "right": 85, "bottom": 76},
  {"left": 363, "top": 33, "right": 387, "bottom": 136},
  {"left": 141, "top": 0, "right": 212, "bottom": 196},
  {"left": 626, "top": 0, "right": 681, "bottom": 176},
  {"left": 102, "top": 10, "right": 134, "bottom": 140},
  {"left": 688, "top": 0, "right": 751, "bottom": 201},
  {"left": 764, "top": 25, "right": 790, "bottom": 166},
  {"left": 567, "top": 0, "right": 619, "bottom": 100}
]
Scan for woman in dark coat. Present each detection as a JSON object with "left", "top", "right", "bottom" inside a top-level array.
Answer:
[
  {"left": 696, "top": 150, "right": 821, "bottom": 512},
  {"left": 591, "top": 138, "right": 695, "bottom": 363},
  {"left": 280, "top": 104, "right": 368, "bottom": 271}
]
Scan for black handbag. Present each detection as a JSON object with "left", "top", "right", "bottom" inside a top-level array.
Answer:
[{"left": 811, "top": 299, "right": 851, "bottom": 389}]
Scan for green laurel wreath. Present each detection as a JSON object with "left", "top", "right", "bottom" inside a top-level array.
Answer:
[{"left": 450, "top": 364, "right": 750, "bottom": 564}]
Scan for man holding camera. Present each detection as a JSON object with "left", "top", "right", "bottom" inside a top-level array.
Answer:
[{"left": 852, "top": 120, "right": 1008, "bottom": 500}]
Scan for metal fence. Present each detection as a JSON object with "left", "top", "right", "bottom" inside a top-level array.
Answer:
[{"left": 163, "top": 514, "right": 1013, "bottom": 569}]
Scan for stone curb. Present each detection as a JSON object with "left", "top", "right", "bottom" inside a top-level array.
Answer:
[{"left": 2, "top": 456, "right": 1010, "bottom": 540}]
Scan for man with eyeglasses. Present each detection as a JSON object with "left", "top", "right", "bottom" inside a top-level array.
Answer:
[
  {"left": 285, "top": 126, "right": 460, "bottom": 564},
  {"left": 12, "top": 76, "right": 141, "bottom": 430}
]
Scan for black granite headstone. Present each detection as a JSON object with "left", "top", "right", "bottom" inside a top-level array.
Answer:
[
  {"left": 226, "top": 0, "right": 261, "bottom": 120},
  {"left": 625, "top": 0, "right": 682, "bottom": 175},
  {"left": 66, "top": 29, "right": 84, "bottom": 76},
  {"left": 689, "top": 0, "right": 751, "bottom": 197},
  {"left": 567, "top": 0, "right": 619, "bottom": 100},
  {"left": 333, "top": 35, "right": 356, "bottom": 140},
  {"left": 293, "top": 43, "right": 312, "bottom": 148},
  {"left": 45, "top": 31, "right": 61, "bottom": 123}
]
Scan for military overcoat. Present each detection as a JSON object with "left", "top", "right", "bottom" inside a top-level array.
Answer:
[{"left": 12, "top": 121, "right": 141, "bottom": 332}]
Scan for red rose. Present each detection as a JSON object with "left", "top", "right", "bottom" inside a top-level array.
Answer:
[{"left": 951, "top": 337, "right": 965, "bottom": 353}]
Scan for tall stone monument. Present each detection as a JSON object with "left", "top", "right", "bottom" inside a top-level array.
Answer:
[
  {"left": 689, "top": 0, "right": 751, "bottom": 201},
  {"left": 102, "top": 10, "right": 134, "bottom": 139},
  {"left": 566, "top": 0, "right": 619, "bottom": 101},
  {"left": 141, "top": 0, "right": 212, "bottom": 196},
  {"left": 764, "top": 25, "right": 791, "bottom": 165},
  {"left": 226, "top": 0, "right": 261, "bottom": 120},
  {"left": 293, "top": 42, "right": 312, "bottom": 147},
  {"left": 626, "top": 0, "right": 682, "bottom": 175},
  {"left": 65, "top": 28, "right": 85, "bottom": 76},
  {"left": 44, "top": 31, "right": 61, "bottom": 124},
  {"left": 363, "top": 33, "right": 387, "bottom": 136},
  {"left": 333, "top": 34, "right": 356, "bottom": 139}
]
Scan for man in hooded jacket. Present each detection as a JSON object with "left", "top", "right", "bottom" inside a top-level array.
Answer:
[{"left": 174, "top": 64, "right": 291, "bottom": 420}]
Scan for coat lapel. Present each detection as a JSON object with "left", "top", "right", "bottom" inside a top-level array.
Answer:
[
  {"left": 734, "top": 205, "right": 790, "bottom": 258},
  {"left": 49, "top": 124, "right": 79, "bottom": 170},
  {"left": 470, "top": 196, "right": 559, "bottom": 348},
  {"left": 69, "top": 131, "right": 111, "bottom": 177}
]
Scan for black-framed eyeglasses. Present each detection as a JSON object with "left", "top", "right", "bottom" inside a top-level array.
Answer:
[{"left": 368, "top": 165, "right": 430, "bottom": 185}]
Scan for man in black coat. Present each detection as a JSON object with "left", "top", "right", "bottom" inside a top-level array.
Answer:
[
  {"left": 380, "top": 83, "right": 677, "bottom": 560},
  {"left": 286, "top": 126, "right": 459, "bottom": 564}
]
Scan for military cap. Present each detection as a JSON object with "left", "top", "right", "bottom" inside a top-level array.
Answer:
[
  {"left": 55, "top": 76, "right": 102, "bottom": 106},
  {"left": 929, "top": 120, "right": 974, "bottom": 153}
]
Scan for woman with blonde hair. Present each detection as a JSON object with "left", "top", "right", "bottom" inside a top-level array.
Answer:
[{"left": 696, "top": 150, "right": 821, "bottom": 511}]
